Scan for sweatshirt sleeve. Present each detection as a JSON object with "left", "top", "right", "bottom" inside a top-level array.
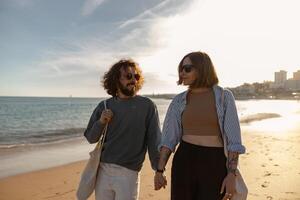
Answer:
[
  {"left": 146, "top": 101, "right": 162, "bottom": 171},
  {"left": 84, "top": 102, "right": 105, "bottom": 144}
]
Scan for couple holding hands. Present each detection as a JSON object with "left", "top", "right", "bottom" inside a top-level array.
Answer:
[{"left": 84, "top": 51, "right": 245, "bottom": 200}]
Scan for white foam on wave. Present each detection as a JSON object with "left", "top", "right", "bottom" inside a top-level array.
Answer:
[{"left": 240, "top": 113, "right": 281, "bottom": 124}]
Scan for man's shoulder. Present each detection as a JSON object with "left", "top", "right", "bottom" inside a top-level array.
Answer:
[
  {"left": 99, "top": 97, "right": 113, "bottom": 104},
  {"left": 136, "top": 95, "right": 154, "bottom": 104},
  {"left": 135, "top": 96, "right": 157, "bottom": 110}
]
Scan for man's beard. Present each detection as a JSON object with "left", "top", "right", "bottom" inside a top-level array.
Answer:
[{"left": 119, "top": 83, "right": 136, "bottom": 97}]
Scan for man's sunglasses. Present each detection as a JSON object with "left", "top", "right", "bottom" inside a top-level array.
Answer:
[
  {"left": 125, "top": 73, "right": 141, "bottom": 81},
  {"left": 181, "top": 64, "right": 194, "bottom": 73}
]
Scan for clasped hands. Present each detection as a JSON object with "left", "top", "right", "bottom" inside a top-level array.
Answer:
[{"left": 154, "top": 172, "right": 167, "bottom": 190}]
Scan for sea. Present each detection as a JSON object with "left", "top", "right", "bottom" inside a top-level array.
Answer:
[{"left": 0, "top": 96, "right": 300, "bottom": 178}]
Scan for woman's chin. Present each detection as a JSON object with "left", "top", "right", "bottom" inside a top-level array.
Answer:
[{"left": 182, "top": 81, "right": 191, "bottom": 86}]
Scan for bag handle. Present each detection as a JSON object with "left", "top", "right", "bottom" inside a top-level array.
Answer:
[
  {"left": 96, "top": 100, "right": 109, "bottom": 149},
  {"left": 221, "top": 89, "right": 229, "bottom": 158}
]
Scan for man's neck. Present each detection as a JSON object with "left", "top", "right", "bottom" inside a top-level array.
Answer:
[{"left": 117, "top": 92, "right": 136, "bottom": 100}]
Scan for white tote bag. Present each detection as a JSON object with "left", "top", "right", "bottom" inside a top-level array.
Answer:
[
  {"left": 222, "top": 90, "right": 248, "bottom": 200},
  {"left": 76, "top": 100, "right": 109, "bottom": 200}
]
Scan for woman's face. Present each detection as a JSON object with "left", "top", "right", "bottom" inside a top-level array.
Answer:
[{"left": 180, "top": 57, "right": 197, "bottom": 86}]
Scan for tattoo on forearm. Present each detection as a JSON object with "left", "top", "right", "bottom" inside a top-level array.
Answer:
[
  {"left": 228, "top": 152, "right": 239, "bottom": 171},
  {"left": 161, "top": 151, "right": 171, "bottom": 162},
  {"left": 158, "top": 148, "right": 172, "bottom": 170}
]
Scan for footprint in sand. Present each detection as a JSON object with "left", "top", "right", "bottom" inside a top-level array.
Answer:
[
  {"left": 285, "top": 192, "right": 295, "bottom": 194},
  {"left": 261, "top": 164, "right": 266, "bottom": 167},
  {"left": 261, "top": 181, "right": 269, "bottom": 188},
  {"left": 266, "top": 196, "right": 273, "bottom": 199},
  {"left": 264, "top": 171, "right": 272, "bottom": 177}
]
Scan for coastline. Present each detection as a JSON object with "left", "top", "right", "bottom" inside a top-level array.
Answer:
[
  {"left": 1, "top": 100, "right": 300, "bottom": 199},
  {"left": 0, "top": 111, "right": 283, "bottom": 179},
  {"left": 0, "top": 137, "right": 93, "bottom": 179}
]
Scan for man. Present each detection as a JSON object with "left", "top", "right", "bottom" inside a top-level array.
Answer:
[{"left": 84, "top": 59, "right": 161, "bottom": 200}]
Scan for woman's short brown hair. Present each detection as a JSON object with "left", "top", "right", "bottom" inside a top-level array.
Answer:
[
  {"left": 102, "top": 59, "right": 144, "bottom": 97},
  {"left": 177, "top": 51, "right": 219, "bottom": 88}
]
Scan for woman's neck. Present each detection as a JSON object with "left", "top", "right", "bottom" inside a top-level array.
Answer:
[{"left": 189, "top": 87, "right": 211, "bottom": 93}]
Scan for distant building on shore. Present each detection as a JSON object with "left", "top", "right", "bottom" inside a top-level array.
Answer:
[
  {"left": 271, "top": 69, "right": 300, "bottom": 91},
  {"left": 271, "top": 70, "right": 287, "bottom": 89},
  {"left": 234, "top": 83, "right": 255, "bottom": 95},
  {"left": 275, "top": 70, "right": 287, "bottom": 84},
  {"left": 293, "top": 70, "right": 300, "bottom": 80}
]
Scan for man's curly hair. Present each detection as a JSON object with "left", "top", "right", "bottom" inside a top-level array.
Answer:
[{"left": 102, "top": 59, "right": 144, "bottom": 97}]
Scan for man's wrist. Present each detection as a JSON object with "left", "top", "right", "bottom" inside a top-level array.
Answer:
[{"left": 98, "top": 119, "right": 105, "bottom": 125}]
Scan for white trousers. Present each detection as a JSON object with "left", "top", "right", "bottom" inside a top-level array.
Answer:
[{"left": 95, "top": 163, "right": 140, "bottom": 200}]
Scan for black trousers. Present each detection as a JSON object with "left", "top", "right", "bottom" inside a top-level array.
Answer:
[{"left": 171, "top": 141, "right": 227, "bottom": 200}]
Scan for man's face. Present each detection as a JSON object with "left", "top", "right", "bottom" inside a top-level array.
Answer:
[{"left": 118, "top": 66, "right": 140, "bottom": 97}]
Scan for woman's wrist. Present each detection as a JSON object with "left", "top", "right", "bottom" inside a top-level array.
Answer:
[{"left": 227, "top": 168, "right": 237, "bottom": 176}]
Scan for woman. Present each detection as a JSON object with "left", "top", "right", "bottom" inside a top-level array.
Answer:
[{"left": 154, "top": 51, "right": 246, "bottom": 200}]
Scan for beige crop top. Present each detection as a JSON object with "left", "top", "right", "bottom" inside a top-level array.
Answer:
[{"left": 182, "top": 89, "right": 221, "bottom": 136}]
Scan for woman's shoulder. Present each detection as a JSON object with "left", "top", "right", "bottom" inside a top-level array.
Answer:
[
  {"left": 172, "top": 91, "right": 188, "bottom": 103},
  {"left": 214, "top": 85, "right": 234, "bottom": 98}
]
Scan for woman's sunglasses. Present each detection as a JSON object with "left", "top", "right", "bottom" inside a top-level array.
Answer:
[
  {"left": 125, "top": 73, "right": 141, "bottom": 81},
  {"left": 181, "top": 64, "right": 194, "bottom": 73}
]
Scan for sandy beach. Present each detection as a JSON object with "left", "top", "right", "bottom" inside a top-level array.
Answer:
[{"left": 1, "top": 126, "right": 300, "bottom": 200}]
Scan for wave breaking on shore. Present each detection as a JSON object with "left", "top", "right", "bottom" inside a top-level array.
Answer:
[{"left": 240, "top": 113, "right": 281, "bottom": 124}]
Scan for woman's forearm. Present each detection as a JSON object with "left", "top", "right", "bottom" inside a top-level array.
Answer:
[
  {"left": 227, "top": 151, "right": 239, "bottom": 175},
  {"left": 157, "top": 146, "right": 172, "bottom": 171}
]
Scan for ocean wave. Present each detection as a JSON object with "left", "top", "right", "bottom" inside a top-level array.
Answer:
[
  {"left": 240, "top": 113, "right": 281, "bottom": 124},
  {"left": 0, "top": 136, "right": 84, "bottom": 150},
  {"left": 0, "top": 127, "right": 85, "bottom": 148}
]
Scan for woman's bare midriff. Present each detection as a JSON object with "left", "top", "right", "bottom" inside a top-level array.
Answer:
[{"left": 182, "top": 135, "right": 223, "bottom": 147}]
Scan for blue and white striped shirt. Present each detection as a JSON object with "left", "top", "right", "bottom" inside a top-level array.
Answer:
[{"left": 159, "top": 85, "right": 246, "bottom": 154}]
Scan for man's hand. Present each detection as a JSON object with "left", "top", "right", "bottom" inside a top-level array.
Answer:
[
  {"left": 154, "top": 172, "right": 167, "bottom": 190},
  {"left": 100, "top": 109, "right": 113, "bottom": 124}
]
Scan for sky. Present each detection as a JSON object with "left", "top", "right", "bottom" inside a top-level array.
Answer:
[{"left": 1, "top": 0, "right": 300, "bottom": 97}]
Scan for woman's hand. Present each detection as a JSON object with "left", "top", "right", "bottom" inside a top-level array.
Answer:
[
  {"left": 100, "top": 109, "right": 113, "bottom": 124},
  {"left": 220, "top": 173, "right": 236, "bottom": 200},
  {"left": 154, "top": 172, "right": 167, "bottom": 190}
]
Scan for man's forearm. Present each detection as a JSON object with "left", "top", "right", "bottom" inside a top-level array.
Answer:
[{"left": 84, "top": 121, "right": 105, "bottom": 143}]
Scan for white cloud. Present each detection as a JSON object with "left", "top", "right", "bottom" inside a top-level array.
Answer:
[
  {"left": 18, "top": 0, "right": 300, "bottom": 97},
  {"left": 118, "top": 0, "right": 172, "bottom": 29},
  {"left": 138, "top": 0, "right": 300, "bottom": 87},
  {"left": 82, "top": 0, "right": 107, "bottom": 16}
]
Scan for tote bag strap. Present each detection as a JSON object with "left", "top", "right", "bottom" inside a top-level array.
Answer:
[
  {"left": 96, "top": 100, "right": 109, "bottom": 149},
  {"left": 221, "top": 89, "right": 229, "bottom": 158}
]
